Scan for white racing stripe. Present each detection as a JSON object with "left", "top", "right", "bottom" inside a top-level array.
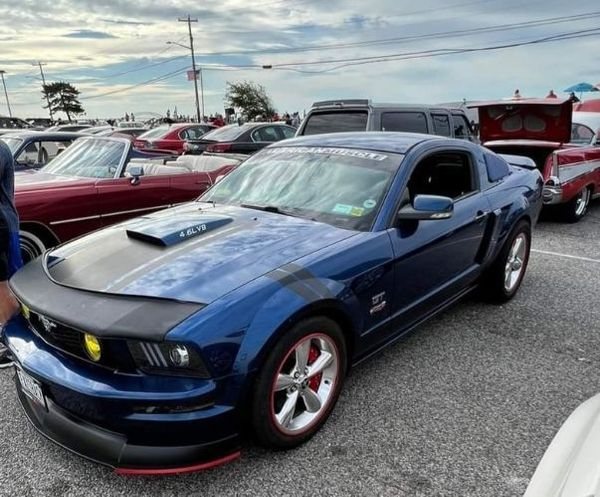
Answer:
[{"left": 532, "top": 249, "right": 600, "bottom": 264}]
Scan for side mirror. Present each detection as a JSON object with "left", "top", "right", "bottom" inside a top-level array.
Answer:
[
  {"left": 128, "top": 165, "right": 144, "bottom": 185},
  {"left": 397, "top": 194, "right": 454, "bottom": 221}
]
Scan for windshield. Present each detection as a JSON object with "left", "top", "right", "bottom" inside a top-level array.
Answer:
[
  {"left": 200, "top": 125, "right": 247, "bottom": 142},
  {"left": 1, "top": 137, "right": 23, "bottom": 154},
  {"left": 43, "top": 138, "right": 126, "bottom": 178},
  {"left": 202, "top": 146, "right": 400, "bottom": 231},
  {"left": 138, "top": 126, "right": 170, "bottom": 140}
]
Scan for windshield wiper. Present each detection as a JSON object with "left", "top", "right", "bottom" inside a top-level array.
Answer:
[{"left": 240, "top": 203, "right": 301, "bottom": 218}]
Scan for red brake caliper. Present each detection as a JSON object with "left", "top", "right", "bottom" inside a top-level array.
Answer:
[{"left": 307, "top": 345, "right": 322, "bottom": 391}]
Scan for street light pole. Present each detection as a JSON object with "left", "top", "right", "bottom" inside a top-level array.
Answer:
[
  {"left": 0, "top": 71, "right": 12, "bottom": 117},
  {"left": 33, "top": 61, "right": 53, "bottom": 121},
  {"left": 178, "top": 15, "right": 202, "bottom": 123}
]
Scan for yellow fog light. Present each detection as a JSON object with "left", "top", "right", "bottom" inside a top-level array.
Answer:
[
  {"left": 21, "top": 304, "right": 30, "bottom": 320},
  {"left": 83, "top": 334, "right": 102, "bottom": 362}
]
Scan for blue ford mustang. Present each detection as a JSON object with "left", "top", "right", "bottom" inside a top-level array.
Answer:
[{"left": 3, "top": 132, "right": 543, "bottom": 474}]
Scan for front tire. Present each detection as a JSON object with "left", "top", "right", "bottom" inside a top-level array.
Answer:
[
  {"left": 480, "top": 220, "right": 531, "bottom": 303},
  {"left": 251, "top": 317, "right": 347, "bottom": 449},
  {"left": 562, "top": 186, "right": 591, "bottom": 223}
]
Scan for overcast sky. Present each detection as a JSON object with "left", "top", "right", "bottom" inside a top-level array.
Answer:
[{"left": 0, "top": 0, "right": 598, "bottom": 119}]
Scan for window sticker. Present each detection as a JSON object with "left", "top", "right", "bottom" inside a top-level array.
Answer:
[
  {"left": 350, "top": 207, "right": 365, "bottom": 217},
  {"left": 266, "top": 147, "right": 389, "bottom": 161},
  {"left": 363, "top": 199, "right": 377, "bottom": 209},
  {"left": 332, "top": 203, "right": 353, "bottom": 215}
]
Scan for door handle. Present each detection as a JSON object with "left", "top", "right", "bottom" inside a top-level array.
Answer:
[{"left": 475, "top": 210, "right": 490, "bottom": 222}]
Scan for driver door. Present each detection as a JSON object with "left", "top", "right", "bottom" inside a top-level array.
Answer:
[
  {"left": 95, "top": 164, "right": 172, "bottom": 228},
  {"left": 387, "top": 150, "right": 492, "bottom": 332}
]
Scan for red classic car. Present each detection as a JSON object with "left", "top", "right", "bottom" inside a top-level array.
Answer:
[
  {"left": 471, "top": 98, "right": 600, "bottom": 222},
  {"left": 133, "top": 123, "right": 216, "bottom": 154},
  {"left": 15, "top": 136, "right": 240, "bottom": 262}
]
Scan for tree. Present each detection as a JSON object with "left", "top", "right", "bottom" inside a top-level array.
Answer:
[
  {"left": 225, "top": 81, "right": 275, "bottom": 121},
  {"left": 42, "top": 82, "right": 84, "bottom": 122}
]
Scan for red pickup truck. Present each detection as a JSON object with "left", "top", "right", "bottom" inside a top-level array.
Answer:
[
  {"left": 15, "top": 136, "right": 241, "bottom": 262},
  {"left": 471, "top": 98, "right": 600, "bottom": 222}
]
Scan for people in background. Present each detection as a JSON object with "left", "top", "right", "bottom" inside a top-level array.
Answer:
[{"left": 546, "top": 90, "right": 558, "bottom": 99}]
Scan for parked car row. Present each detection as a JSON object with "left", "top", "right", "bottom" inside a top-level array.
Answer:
[{"left": 0, "top": 96, "right": 598, "bottom": 476}]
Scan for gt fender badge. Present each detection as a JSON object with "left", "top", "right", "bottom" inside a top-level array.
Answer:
[{"left": 370, "top": 292, "right": 387, "bottom": 315}]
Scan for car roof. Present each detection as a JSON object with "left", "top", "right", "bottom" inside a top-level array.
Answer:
[
  {"left": 572, "top": 112, "right": 600, "bottom": 130},
  {"left": 1, "top": 130, "right": 84, "bottom": 140},
  {"left": 310, "top": 99, "right": 467, "bottom": 112},
  {"left": 272, "top": 131, "right": 443, "bottom": 154}
]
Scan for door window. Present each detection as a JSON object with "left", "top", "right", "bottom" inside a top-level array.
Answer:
[
  {"left": 406, "top": 152, "right": 476, "bottom": 201},
  {"left": 432, "top": 114, "right": 451, "bottom": 137},
  {"left": 452, "top": 114, "right": 472, "bottom": 140},
  {"left": 180, "top": 127, "right": 208, "bottom": 140},
  {"left": 381, "top": 112, "right": 428, "bottom": 133},
  {"left": 251, "top": 126, "right": 281, "bottom": 142},
  {"left": 280, "top": 126, "right": 296, "bottom": 139}
]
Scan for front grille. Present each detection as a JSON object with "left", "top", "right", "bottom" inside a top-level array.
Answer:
[
  {"left": 26, "top": 312, "right": 133, "bottom": 371},
  {"left": 29, "top": 312, "right": 84, "bottom": 357}
]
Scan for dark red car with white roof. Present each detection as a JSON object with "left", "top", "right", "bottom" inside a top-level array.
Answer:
[
  {"left": 134, "top": 123, "right": 216, "bottom": 154},
  {"left": 471, "top": 98, "right": 600, "bottom": 222}
]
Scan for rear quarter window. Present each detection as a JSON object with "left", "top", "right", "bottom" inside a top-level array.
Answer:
[
  {"left": 484, "top": 153, "right": 510, "bottom": 182},
  {"left": 381, "top": 112, "right": 428, "bottom": 133},
  {"left": 302, "top": 111, "right": 368, "bottom": 135}
]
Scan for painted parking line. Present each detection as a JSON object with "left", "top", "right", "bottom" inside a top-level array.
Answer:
[{"left": 532, "top": 249, "right": 600, "bottom": 264}]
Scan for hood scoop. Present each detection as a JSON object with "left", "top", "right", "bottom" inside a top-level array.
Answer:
[{"left": 126, "top": 215, "right": 233, "bottom": 247}]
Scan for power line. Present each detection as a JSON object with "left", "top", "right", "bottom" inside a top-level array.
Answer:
[
  {"left": 283, "top": 27, "right": 600, "bottom": 73},
  {"left": 193, "top": 10, "right": 600, "bottom": 57}
]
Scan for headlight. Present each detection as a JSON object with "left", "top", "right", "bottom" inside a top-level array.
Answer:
[
  {"left": 21, "top": 304, "right": 31, "bottom": 320},
  {"left": 83, "top": 333, "right": 102, "bottom": 362},
  {"left": 127, "top": 341, "right": 210, "bottom": 378}
]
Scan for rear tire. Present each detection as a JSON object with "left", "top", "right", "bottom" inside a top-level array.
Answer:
[
  {"left": 19, "top": 230, "right": 46, "bottom": 264},
  {"left": 562, "top": 186, "right": 591, "bottom": 223},
  {"left": 251, "top": 317, "right": 347, "bottom": 449},
  {"left": 480, "top": 220, "right": 531, "bottom": 303}
]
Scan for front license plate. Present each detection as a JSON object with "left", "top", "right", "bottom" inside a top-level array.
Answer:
[{"left": 16, "top": 368, "right": 46, "bottom": 408}]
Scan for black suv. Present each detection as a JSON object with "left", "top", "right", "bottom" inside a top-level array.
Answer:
[{"left": 296, "top": 99, "right": 476, "bottom": 141}]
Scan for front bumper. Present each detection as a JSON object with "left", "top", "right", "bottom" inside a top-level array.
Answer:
[
  {"left": 16, "top": 383, "right": 240, "bottom": 473},
  {"left": 4, "top": 318, "right": 243, "bottom": 472}
]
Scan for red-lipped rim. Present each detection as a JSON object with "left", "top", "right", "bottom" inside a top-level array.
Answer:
[{"left": 270, "top": 332, "right": 340, "bottom": 436}]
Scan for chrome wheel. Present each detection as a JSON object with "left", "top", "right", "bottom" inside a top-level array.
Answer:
[
  {"left": 271, "top": 334, "right": 340, "bottom": 435},
  {"left": 574, "top": 188, "right": 591, "bottom": 217},
  {"left": 19, "top": 231, "right": 46, "bottom": 264},
  {"left": 504, "top": 233, "right": 528, "bottom": 292}
]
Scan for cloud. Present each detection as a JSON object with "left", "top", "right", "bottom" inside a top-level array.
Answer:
[
  {"left": 64, "top": 30, "right": 117, "bottom": 39},
  {"left": 1, "top": 0, "right": 598, "bottom": 118},
  {"left": 99, "top": 18, "right": 150, "bottom": 26}
]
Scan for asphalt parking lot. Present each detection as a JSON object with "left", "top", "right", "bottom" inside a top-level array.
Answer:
[{"left": 0, "top": 201, "right": 598, "bottom": 497}]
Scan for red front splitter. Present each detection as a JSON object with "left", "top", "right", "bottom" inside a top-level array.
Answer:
[{"left": 114, "top": 451, "right": 241, "bottom": 476}]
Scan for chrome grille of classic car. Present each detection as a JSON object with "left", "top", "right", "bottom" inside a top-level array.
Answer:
[{"left": 28, "top": 312, "right": 83, "bottom": 357}]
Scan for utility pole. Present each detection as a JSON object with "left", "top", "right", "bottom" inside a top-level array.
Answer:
[
  {"left": 33, "top": 61, "right": 53, "bottom": 121},
  {"left": 178, "top": 15, "right": 203, "bottom": 122},
  {"left": 0, "top": 71, "right": 11, "bottom": 117}
]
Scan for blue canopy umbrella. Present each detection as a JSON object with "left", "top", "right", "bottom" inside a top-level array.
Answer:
[{"left": 563, "top": 82, "right": 599, "bottom": 100}]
